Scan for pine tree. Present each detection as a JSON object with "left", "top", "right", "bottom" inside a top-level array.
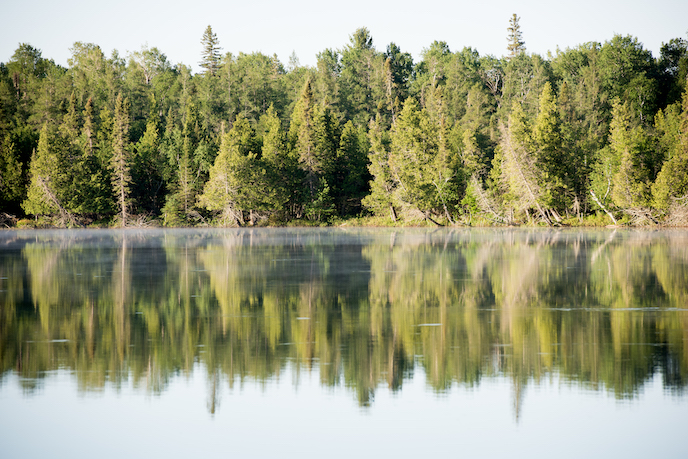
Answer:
[
  {"left": 302, "top": 104, "right": 338, "bottom": 221},
  {"left": 110, "top": 94, "right": 132, "bottom": 226},
  {"left": 507, "top": 14, "right": 526, "bottom": 58},
  {"left": 200, "top": 26, "right": 222, "bottom": 76}
]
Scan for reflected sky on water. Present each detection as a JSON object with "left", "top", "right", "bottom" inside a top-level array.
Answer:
[{"left": 1, "top": 228, "right": 687, "bottom": 457}]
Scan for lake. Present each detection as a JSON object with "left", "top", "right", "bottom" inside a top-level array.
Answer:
[{"left": 1, "top": 228, "right": 687, "bottom": 458}]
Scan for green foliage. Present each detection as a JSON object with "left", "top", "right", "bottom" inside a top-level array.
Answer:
[
  {"left": 506, "top": 14, "right": 526, "bottom": 58},
  {"left": 260, "top": 105, "right": 297, "bottom": 214},
  {"left": 332, "top": 121, "right": 370, "bottom": 215},
  {"left": 532, "top": 82, "right": 568, "bottom": 209},
  {"left": 3, "top": 28, "right": 688, "bottom": 226},
  {"left": 658, "top": 38, "right": 688, "bottom": 106},
  {"left": 200, "top": 26, "right": 222, "bottom": 76},
  {"left": 339, "top": 27, "right": 386, "bottom": 127},
  {"left": 497, "top": 102, "right": 550, "bottom": 223},
  {"left": 131, "top": 97, "right": 165, "bottom": 213},
  {"left": 0, "top": 134, "right": 24, "bottom": 210},
  {"left": 608, "top": 99, "right": 653, "bottom": 210},
  {"left": 199, "top": 115, "right": 267, "bottom": 225},
  {"left": 362, "top": 115, "right": 396, "bottom": 220},
  {"left": 653, "top": 89, "right": 688, "bottom": 210},
  {"left": 110, "top": 94, "right": 133, "bottom": 225},
  {"left": 387, "top": 97, "right": 462, "bottom": 222},
  {"left": 22, "top": 125, "right": 76, "bottom": 220}
]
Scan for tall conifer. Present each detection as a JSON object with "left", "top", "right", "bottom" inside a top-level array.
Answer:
[
  {"left": 507, "top": 14, "right": 526, "bottom": 58},
  {"left": 200, "top": 26, "right": 222, "bottom": 76},
  {"left": 111, "top": 94, "right": 132, "bottom": 225}
]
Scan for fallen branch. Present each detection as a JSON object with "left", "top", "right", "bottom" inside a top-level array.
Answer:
[{"left": 590, "top": 190, "right": 617, "bottom": 225}]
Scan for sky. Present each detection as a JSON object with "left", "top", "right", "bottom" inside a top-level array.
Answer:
[{"left": 2, "top": 0, "right": 687, "bottom": 73}]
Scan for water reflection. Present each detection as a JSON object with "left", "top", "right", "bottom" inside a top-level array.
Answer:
[{"left": 1, "top": 228, "right": 687, "bottom": 414}]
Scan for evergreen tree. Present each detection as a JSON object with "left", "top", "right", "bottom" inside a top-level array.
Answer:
[
  {"left": 260, "top": 105, "right": 296, "bottom": 214},
  {"left": 532, "top": 82, "right": 567, "bottom": 211},
  {"left": 82, "top": 98, "right": 95, "bottom": 155},
  {"left": 507, "top": 14, "right": 526, "bottom": 58},
  {"left": 384, "top": 43, "right": 413, "bottom": 117},
  {"left": 60, "top": 92, "right": 80, "bottom": 142},
  {"left": 303, "top": 104, "right": 338, "bottom": 221},
  {"left": 132, "top": 95, "right": 164, "bottom": 213},
  {"left": 387, "top": 98, "right": 442, "bottom": 222},
  {"left": 362, "top": 115, "right": 397, "bottom": 221},
  {"left": 200, "top": 26, "right": 222, "bottom": 76},
  {"left": 77, "top": 97, "right": 112, "bottom": 215},
  {"left": 290, "top": 79, "right": 335, "bottom": 217},
  {"left": 0, "top": 134, "right": 24, "bottom": 211},
  {"left": 23, "top": 124, "right": 78, "bottom": 225},
  {"left": 333, "top": 121, "right": 369, "bottom": 215},
  {"left": 653, "top": 89, "right": 688, "bottom": 212},
  {"left": 608, "top": 99, "right": 653, "bottom": 214},
  {"left": 339, "top": 28, "right": 386, "bottom": 127},
  {"left": 497, "top": 102, "right": 551, "bottom": 224},
  {"left": 110, "top": 94, "right": 132, "bottom": 225},
  {"left": 315, "top": 49, "right": 342, "bottom": 114},
  {"left": 199, "top": 115, "right": 264, "bottom": 225}
]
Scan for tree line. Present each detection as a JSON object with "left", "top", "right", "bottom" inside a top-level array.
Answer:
[{"left": 1, "top": 18, "right": 688, "bottom": 227}]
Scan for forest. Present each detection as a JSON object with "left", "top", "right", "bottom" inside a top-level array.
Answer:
[{"left": 1, "top": 16, "right": 688, "bottom": 227}]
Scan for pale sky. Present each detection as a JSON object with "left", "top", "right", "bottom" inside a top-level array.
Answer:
[{"left": 2, "top": 0, "right": 687, "bottom": 73}]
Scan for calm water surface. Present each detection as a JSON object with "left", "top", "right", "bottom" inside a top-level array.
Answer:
[{"left": 0, "top": 228, "right": 687, "bottom": 458}]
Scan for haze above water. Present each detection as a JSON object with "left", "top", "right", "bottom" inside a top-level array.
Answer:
[{"left": 1, "top": 228, "right": 687, "bottom": 458}]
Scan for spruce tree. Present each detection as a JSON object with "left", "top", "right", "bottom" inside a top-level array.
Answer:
[
  {"left": 507, "top": 14, "right": 526, "bottom": 58},
  {"left": 200, "top": 25, "right": 222, "bottom": 76},
  {"left": 110, "top": 94, "right": 132, "bottom": 226}
]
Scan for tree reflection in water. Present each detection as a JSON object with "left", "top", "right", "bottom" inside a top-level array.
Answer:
[{"left": 1, "top": 228, "right": 686, "bottom": 415}]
